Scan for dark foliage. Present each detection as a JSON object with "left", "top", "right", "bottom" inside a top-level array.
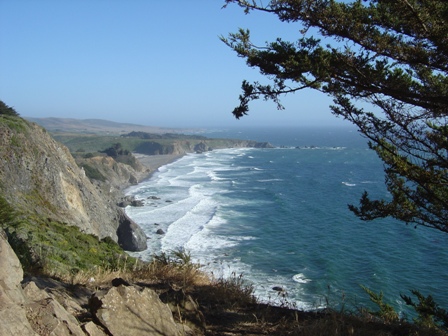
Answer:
[
  {"left": 0, "top": 100, "right": 19, "bottom": 116},
  {"left": 100, "top": 143, "right": 130, "bottom": 157}
]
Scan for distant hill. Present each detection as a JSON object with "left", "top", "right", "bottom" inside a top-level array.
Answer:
[{"left": 25, "top": 117, "right": 196, "bottom": 135}]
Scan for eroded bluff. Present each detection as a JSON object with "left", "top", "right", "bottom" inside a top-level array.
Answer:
[{"left": 0, "top": 116, "right": 146, "bottom": 251}]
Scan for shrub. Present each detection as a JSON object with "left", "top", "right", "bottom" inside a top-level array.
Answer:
[
  {"left": 80, "top": 164, "right": 106, "bottom": 182},
  {"left": 402, "top": 290, "right": 448, "bottom": 330},
  {"left": 0, "top": 100, "right": 19, "bottom": 116},
  {"left": 360, "top": 285, "right": 399, "bottom": 323}
]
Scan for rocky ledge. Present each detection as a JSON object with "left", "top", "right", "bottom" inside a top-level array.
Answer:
[{"left": 0, "top": 230, "right": 188, "bottom": 336}]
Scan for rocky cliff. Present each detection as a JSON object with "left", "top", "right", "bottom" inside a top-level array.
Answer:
[
  {"left": 132, "top": 138, "right": 274, "bottom": 155},
  {"left": 0, "top": 115, "right": 146, "bottom": 252}
]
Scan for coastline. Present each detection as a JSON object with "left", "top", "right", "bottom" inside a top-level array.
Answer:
[{"left": 133, "top": 153, "right": 185, "bottom": 182}]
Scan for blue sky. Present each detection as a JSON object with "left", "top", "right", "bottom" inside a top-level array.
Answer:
[{"left": 0, "top": 0, "right": 349, "bottom": 128}]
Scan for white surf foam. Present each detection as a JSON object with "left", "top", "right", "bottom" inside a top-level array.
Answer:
[{"left": 293, "top": 273, "right": 311, "bottom": 284}]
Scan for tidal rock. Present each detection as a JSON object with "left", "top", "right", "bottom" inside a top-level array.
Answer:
[
  {"left": 130, "top": 199, "right": 144, "bottom": 207},
  {"left": 156, "top": 229, "right": 165, "bottom": 235},
  {"left": 128, "top": 174, "right": 138, "bottom": 185},
  {"left": 116, "top": 209, "right": 147, "bottom": 251},
  {"left": 117, "top": 200, "right": 130, "bottom": 208}
]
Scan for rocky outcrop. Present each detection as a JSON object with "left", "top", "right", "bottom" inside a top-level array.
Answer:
[
  {"left": 116, "top": 209, "right": 147, "bottom": 251},
  {"left": 90, "top": 285, "right": 183, "bottom": 336},
  {"left": 1, "top": 230, "right": 85, "bottom": 335},
  {"left": 24, "top": 284, "right": 86, "bottom": 336},
  {"left": 0, "top": 230, "right": 189, "bottom": 335},
  {"left": 194, "top": 142, "right": 211, "bottom": 153},
  {"left": 0, "top": 117, "right": 146, "bottom": 251},
  {"left": 76, "top": 155, "right": 148, "bottom": 195},
  {"left": 0, "top": 230, "right": 37, "bottom": 336}
]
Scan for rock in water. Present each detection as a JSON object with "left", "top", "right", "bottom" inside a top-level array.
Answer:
[{"left": 116, "top": 209, "right": 148, "bottom": 252}]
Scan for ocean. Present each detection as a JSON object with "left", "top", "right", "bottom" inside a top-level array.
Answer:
[{"left": 125, "top": 126, "right": 448, "bottom": 315}]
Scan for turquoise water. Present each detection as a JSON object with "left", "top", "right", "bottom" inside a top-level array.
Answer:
[{"left": 125, "top": 127, "right": 448, "bottom": 314}]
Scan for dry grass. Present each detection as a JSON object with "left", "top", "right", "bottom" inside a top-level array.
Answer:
[
  {"left": 39, "top": 250, "right": 448, "bottom": 336},
  {"left": 54, "top": 249, "right": 210, "bottom": 290}
]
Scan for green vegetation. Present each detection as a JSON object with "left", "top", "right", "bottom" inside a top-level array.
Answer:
[
  {"left": 53, "top": 132, "right": 253, "bottom": 156},
  {"left": 124, "top": 131, "right": 207, "bottom": 140},
  {"left": 101, "top": 142, "right": 131, "bottom": 157},
  {"left": 401, "top": 290, "right": 448, "bottom": 330},
  {"left": 79, "top": 163, "right": 106, "bottom": 181},
  {"left": 0, "top": 114, "right": 28, "bottom": 133},
  {"left": 361, "top": 286, "right": 399, "bottom": 323},
  {"left": 100, "top": 142, "right": 141, "bottom": 169},
  {"left": 0, "top": 195, "right": 130, "bottom": 277},
  {"left": 52, "top": 133, "right": 135, "bottom": 153},
  {"left": 0, "top": 100, "right": 19, "bottom": 116}
]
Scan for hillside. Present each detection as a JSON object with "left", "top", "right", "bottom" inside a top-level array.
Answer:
[
  {"left": 54, "top": 132, "right": 272, "bottom": 157},
  {"left": 0, "top": 116, "right": 148, "bottom": 255},
  {"left": 25, "top": 117, "right": 196, "bottom": 135}
]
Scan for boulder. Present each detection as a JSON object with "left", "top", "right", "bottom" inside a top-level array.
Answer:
[
  {"left": 23, "top": 280, "right": 85, "bottom": 317},
  {"left": 117, "top": 200, "right": 131, "bottom": 207},
  {"left": 82, "top": 321, "right": 108, "bottom": 336},
  {"left": 130, "top": 199, "right": 144, "bottom": 207},
  {"left": 90, "top": 285, "right": 183, "bottom": 336},
  {"left": 25, "top": 296, "right": 85, "bottom": 336},
  {"left": 128, "top": 174, "right": 138, "bottom": 185},
  {"left": 116, "top": 209, "right": 148, "bottom": 251},
  {"left": 194, "top": 142, "right": 210, "bottom": 153}
]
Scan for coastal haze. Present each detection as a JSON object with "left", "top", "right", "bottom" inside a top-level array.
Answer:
[
  {"left": 26, "top": 117, "right": 198, "bottom": 135},
  {"left": 0, "top": 1, "right": 346, "bottom": 129}
]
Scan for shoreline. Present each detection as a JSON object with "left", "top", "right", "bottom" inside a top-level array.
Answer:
[{"left": 133, "top": 153, "right": 185, "bottom": 182}]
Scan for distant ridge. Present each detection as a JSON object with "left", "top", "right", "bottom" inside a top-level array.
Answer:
[{"left": 25, "top": 117, "right": 197, "bottom": 135}]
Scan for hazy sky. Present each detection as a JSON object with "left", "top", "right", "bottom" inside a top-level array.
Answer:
[{"left": 0, "top": 0, "right": 349, "bottom": 128}]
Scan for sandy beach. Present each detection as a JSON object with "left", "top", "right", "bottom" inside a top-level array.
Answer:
[{"left": 134, "top": 153, "right": 184, "bottom": 180}]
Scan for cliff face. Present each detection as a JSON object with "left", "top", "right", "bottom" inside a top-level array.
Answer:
[
  {"left": 133, "top": 139, "right": 274, "bottom": 155},
  {"left": 0, "top": 116, "right": 146, "bottom": 251},
  {"left": 75, "top": 155, "right": 148, "bottom": 198}
]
